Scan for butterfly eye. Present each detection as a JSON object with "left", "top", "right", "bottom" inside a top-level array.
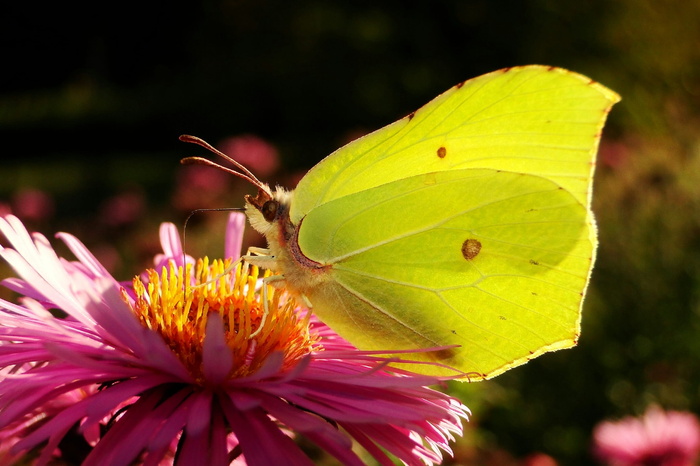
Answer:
[{"left": 261, "top": 200, "right": 278, "bottom": 222}]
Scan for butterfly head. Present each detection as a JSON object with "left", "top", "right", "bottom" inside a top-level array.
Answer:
[
  {"left": 179, "top": 134, "right": 295, "bottom": 245},
  {"left": 244, "top": 186, "right": 294, "bottom": 238}
]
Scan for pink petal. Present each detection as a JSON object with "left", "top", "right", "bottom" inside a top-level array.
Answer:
[
  {"left": 225, "top": 212, "right": 246, "bottom": 259},
  {"left": 56, "top": 232, "right": 112, "bottom": 278},
  {"left": 222, "top": 398, "right": 312, "bottom": 466},
  {"left": 159, "top": 222, "right": 183, "bottom": 259},
  {"left": 186, "top": 392, "right": 213, "bottom": 436},
  {"left": 83, "top": 396, "right": 163, "bottom": 466},
  {"left": 201, "top": 313, "right": 233, "bottom": 384}
]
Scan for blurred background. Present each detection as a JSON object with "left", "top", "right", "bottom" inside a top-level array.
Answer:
[{"left": 2, "top": 1, "right": 700, "bottom": 464}]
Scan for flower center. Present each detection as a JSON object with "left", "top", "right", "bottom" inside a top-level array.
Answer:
[{"left": 129, "top": 259, "right": 317, "bottom": 383}]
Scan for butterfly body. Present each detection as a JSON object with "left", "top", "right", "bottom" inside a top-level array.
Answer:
[
  {"left": 188, "top": 65, "right": 620, "bottom": 380},
  {"left": 245, "top": 187, "right": 332, "bottom": 292}
]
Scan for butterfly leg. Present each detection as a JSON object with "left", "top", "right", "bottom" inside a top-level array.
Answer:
[
  {"left": 247, "top": 246, "right": 270, "bottom": 256},
  {"left": 242, "top": 246, "right": 279, "bottom": 271},
  {"left": 300, "top": 293, "right": 313, "bottom": 309},
  {"left": 248, "top": 273, "right": 285, "bottom": 338}
]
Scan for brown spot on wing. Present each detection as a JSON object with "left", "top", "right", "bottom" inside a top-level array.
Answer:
[
  {"left": 437, "top": 146, "right": 447, "bottom": 158},
  {"left": 461, "top": 239, "right": 482, "bottom": 261},
  {"left": 432, "top": 347, "right": 457, "bottom": 361}
]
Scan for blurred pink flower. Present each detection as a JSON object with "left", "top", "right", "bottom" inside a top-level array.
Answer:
[
  {"left": 173, "top": 164, "right": 231, "bottom": 211},
  {"left": 0, "top": 203, "right": 11, "bottom": 217},
  {"left": 0, "top": 213, "right": 468, "bottom": 465},
  {"left": 598, "top": 139, "right": 632, "bottom": 170},
  {"left": 593, "top": 406, "right": 700, "bottom": 466},
  {"left": 11, "top": 188, "right": 54, "bottom": 222},
  {"left": 99, "top": 190, "right": 146, "bottom": 227},
  {"left": 219, "top": 134, "right": 280, "bottom": 177},
  {"left": 523, "top": 452, "right": 558, "bottom": 466}
]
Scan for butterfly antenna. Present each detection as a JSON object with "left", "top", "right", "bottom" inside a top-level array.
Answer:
[{"left": 179, "top": 134, "right": 267, "bottom": 192}]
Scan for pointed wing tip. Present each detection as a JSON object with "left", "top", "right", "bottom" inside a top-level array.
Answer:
[{"left": 492, "top": 65, "right": 621, "bottom": 105}]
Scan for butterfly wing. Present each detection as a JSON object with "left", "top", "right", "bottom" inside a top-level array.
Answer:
[
  {"left": 297, "top": 168, "right": 592, "bottom": 379},
  {"left": 279, "top": 65, "right": 618, "bottom": 379},
  {"left": 290, "top": 65, "right": 619, "bottom": 225}
]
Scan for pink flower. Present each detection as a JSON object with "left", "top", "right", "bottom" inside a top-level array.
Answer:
[
  {"left": 219, "top": 135, "right": 280, "bottom": 177},
  {"left": 598, "top": 139, "right": 631, "bottom": 170},
  {"left": 11, "top": 188, "right": 54, "bottom": 222},
  {"left": 172, "top": 164, "right": 231, "bottom": 211},
  {"left": 523, "top": 452, "right": 558, "bottom": 466},
  {"left": 99, "top": 190, "right": 146, "bottom": 228},
  {"left": 593, "top": 406, "right": 700, "bottom": 466},
  {"left": 0, "top": 213, "right": 468, "bottom": 465},
  {"left": 0, "top": 203, "right": 11, "bottom": 218}
]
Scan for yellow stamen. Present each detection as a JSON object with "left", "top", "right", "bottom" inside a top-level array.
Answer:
[{"left": 129, "top": 259, "right": 318, "bottom": 384}]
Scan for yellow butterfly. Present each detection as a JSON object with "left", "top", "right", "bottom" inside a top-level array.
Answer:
[{"left": 182, "top": 65, "right": 619, "bottom": 380}]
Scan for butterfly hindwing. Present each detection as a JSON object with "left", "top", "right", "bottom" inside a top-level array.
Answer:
[{"left": 297, "top": 168, "right": 592, "bottom": 379}]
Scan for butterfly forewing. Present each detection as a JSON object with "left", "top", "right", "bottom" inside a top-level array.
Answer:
[{"left": 290, "top": 66, "right": 620, "bottom": 225}]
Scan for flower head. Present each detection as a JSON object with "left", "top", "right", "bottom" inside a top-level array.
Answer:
[
  {"left": 593, "top": 406, "right": 700, "bottom": 466},
  {"left": 11, "top": 188, "right": 54, "bottom": 223},
  {"left": 219, "top": 134, "right": 280, "bottom": 177},
  {"left": 0, "top": 213, "right": 468, "bottom": 465}
]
